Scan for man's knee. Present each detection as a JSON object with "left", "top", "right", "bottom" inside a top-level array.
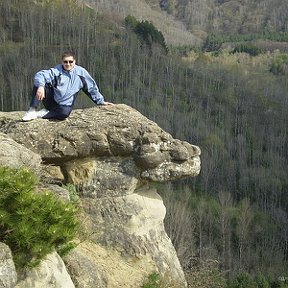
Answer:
[
  {"left": 55, "top": 113, "right": 70, "bottom": 120},
  {"left": 42, "top": 105, "right": 72, "bottom": 120}
]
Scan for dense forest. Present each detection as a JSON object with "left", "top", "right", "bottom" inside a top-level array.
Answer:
[
  {"left": 1, "top": 0, "right": 288, "bottom": 287},
  {"left": 158, "top": 0, "right": 288, "bottom": 35}
]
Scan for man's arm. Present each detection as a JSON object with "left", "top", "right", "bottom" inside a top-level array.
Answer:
[
  {"left": 80, "top": 68, "right": 113, "bottom": 105},
  {"left": 34, "top": 68, "right": 58, "bottom": 100}
]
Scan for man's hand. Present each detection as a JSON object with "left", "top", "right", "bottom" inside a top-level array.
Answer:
[
  {"left": 102, "top": 101, "right": 114, "bottom": 106},
  {"left": 36, "top": 86, "right": 45, "bottom": 100}
]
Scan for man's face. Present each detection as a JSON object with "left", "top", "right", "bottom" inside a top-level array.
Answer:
[{"left": 62, "top": 56, "right": 75, "bottom": 71}]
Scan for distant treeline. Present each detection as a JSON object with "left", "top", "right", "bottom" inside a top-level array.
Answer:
[{"left": 204, "top": 31, "right": 288, "bottom": 51}]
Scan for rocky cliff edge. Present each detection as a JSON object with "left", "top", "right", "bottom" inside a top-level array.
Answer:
[{"left": 0, "top": 104, "right": 201, "bottom": 288}]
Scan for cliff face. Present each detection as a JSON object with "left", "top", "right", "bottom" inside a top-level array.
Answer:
[{"left": 0, "top": 104, "right": 201, "bottom": 288}]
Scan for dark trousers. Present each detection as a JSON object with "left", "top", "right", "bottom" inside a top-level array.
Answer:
[{"left": 30, "top": 85, "right": 73, "bottom": 120}]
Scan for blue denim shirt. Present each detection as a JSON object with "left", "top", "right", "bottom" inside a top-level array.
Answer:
[{"left": 34, "top": 64, "right": 104, "bottom": 106}]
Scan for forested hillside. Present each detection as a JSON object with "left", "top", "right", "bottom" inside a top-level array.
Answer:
[
  {"left": 85, "top": 0, "right": 202, "bottom": 46},
  {"left": 88, "top": 0, "right": 288, "bottom": 49},
  {"left": 159, "top": 0, "right": 288, "bottom": 34},
  {"left": 1, "top": 0, "right": 288, "bottom": 287}
]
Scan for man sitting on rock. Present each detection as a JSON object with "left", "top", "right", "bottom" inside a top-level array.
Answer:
[{"left": 22, "top": 51, "right": 113, "bottom": 121}]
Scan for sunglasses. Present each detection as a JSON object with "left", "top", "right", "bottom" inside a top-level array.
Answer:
[{"left": 63, "top": 60, "right": 74, "bottom": 64}]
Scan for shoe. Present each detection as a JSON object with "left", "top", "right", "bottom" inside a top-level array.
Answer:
[
  {"left": 37, "top": 108, "right": 49, "bottom": 118},
  {"left": 22, "top": 109, "right": 38, "bottom": 121}
]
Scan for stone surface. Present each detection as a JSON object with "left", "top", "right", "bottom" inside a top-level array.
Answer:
[
  {"left": 15, "top": 252, "right": 75, "bottom": 288},
  {"left": 0, "top": 242, "right": 17, "bottom": 288},
  {"left": 0, "top": 104, "right": 201, "bottom": 182},
  {"left": 0, "top": 132, "right": 41, "bottom": 173},
  {"left": 0, "top": 105, "right": 201, "bottom": 287},
  {"left": 68, "top": 186, "right": 186, "bottom": 287},
  {"left": 64, "top": 241, "right": 155, "bottom": 288}
]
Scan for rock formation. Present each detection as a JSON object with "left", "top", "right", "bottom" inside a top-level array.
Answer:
[
  {"left": 0, "top": 104, "right": 201, "bottom": 287},
  {"left": 0, "top": 243, "right": 17, "bottom": 288}
]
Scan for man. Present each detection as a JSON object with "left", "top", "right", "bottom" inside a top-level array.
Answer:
[{"left": 22, "top": 51, "right": 113, "bottom": 121}]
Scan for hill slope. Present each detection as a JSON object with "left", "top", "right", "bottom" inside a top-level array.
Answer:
[
  {"left": 84, "top": 0, "right": 288, "bottom": 47},
  {"left": 84, "top": 0, "right": 203, "bottom": 46}
]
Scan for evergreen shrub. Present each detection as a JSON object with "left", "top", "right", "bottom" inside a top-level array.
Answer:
[
  {"left": 226, "top": 272, "right": 285, "bottom": 288},
  {"left": 142, "top": 272, "right": 161, "bottom": 288},
  {"left": 231, "top": 44, "right": 263, "bottom": 56},
  {"left": 63, "top": 183, "right": 79, "bottom": 202},
  {"left": 270, "top": 54, "right": 288, "bottom": 75},
  {"left": 0, "top": 166, "right": 79, "bottom": 269},
  {"left": 125, "top": 15, "right": 168, "bottom": 53},
  {"left": 141, "top": 272, "right": 182, "bottom": 288},
  {"left": 227, "top": 272, "right": 257, "bottom": 288}
]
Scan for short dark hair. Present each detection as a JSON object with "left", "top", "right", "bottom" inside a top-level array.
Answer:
[{"left": 61, "top": 51, "right": 76, "bottom": 59}]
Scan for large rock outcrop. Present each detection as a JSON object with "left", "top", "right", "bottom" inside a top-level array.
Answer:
[{"left": 0, "top": 104, "right": 201, "bottom": 287}]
